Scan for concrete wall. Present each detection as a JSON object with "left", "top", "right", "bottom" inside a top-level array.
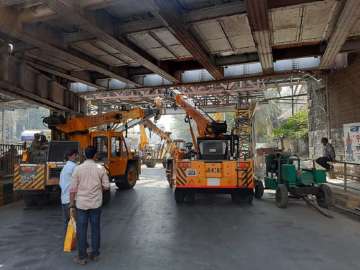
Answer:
[
  {"left": 308, "top": 79, "right": 328, "bottom": 158},
  {"left": 309, "top": 55, "right": 360, "bottom": 160}
]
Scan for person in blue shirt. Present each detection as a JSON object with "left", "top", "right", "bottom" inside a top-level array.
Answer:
[{"left": 59, "top": 149, "right": 78, "bottom": 234}]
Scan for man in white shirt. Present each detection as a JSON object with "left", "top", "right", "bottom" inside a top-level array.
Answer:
[
  {"left": 59, "top": 149, "right": 78, "bottom": 234},
  {"left": 69, "top": 147, "right": 110, "bottom": 265},
  {"left": 316, "top": 137, "right": 336, "bottom": 171}
]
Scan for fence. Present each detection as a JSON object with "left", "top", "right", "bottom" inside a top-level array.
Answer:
[{"left": 328, "top": 161, "right": 360, "bottom": 192}]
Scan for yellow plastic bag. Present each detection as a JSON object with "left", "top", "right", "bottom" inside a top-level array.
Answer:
[{"left": 64, "top": 216, "right": 76, "bottom": 252}]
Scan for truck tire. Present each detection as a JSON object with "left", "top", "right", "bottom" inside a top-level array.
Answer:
[
  {"left": 254, "top": 180, "right": 264, "bottom": 199},
  {"left": 276, "top": 184, "right": 288, "bottom": 208},
  {"left": 174, "top": 189, "right": 185, "bottom": 203},
  {"left": 316, "top": 184, "right": 333, "bottom": 209},
  {"left": 115, "top": 163, "right": 138, "bottom": 189}
]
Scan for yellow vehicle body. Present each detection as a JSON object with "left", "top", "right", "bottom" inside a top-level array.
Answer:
[
  {"left": 174, "top": 160, "right": 254, "bottom": 189},
  {"left": 13, "top": 162, "right": 64, "bottom": 192}
]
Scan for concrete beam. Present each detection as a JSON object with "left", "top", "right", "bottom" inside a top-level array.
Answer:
[
  {"left": 46, "top": 0, "right": 179, "bottom": 83},
  {"left": 0, "top": 6, "right": 139, "bottom": 86},
  {"left": 153, "top": 0, "right": 224, "bottom": 80},
  {"left": 25, "top": 59, "right": 106, "bottom": 90},
  {"left": 246, "top": 0, "right": 273, "bottom": 73},
  {"left": 320, "top": 0, "right": 360, "bottom": 68},
  {"left": 268, "top": 0, "right": 324, "bottom": 9},
  {"left": 0, "top": 55, "right": 85, "bottom": 113}
]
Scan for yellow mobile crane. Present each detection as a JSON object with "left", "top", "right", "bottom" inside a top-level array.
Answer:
[
  {"left": 142, "top": 119, "right": 173, "bottom": 168},
  {"left": 14, "top": 105, "right": 161, "bottom": 206}
]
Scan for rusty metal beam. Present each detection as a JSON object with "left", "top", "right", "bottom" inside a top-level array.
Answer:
[
  {"left": 42, "top": 0, "right": 179, "bottom": 83},
  {"left": 246, "top": 0, "right": 273, "bottom": 73},
  {"left": 80, "top": 70, "right": 315, "bottom": 103},
  {"left": 320, "top": 0, "right": 360, "bottom": 68},
  {"left": 82, "top": 79, "right": 266, "bottom": 103},
  {"left": 152, "top": 0, "right": 224, "bottom": 80}
]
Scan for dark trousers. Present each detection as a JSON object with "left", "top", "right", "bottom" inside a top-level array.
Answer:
[
  {"left": 316, "top": 157, "right": 332, "bottom": 170},
  {"left": 76, "top": 207, "right": 102, "bottom": 260},
  {"left": 62, "top": 203, "right": 70, "bottom": 235}
]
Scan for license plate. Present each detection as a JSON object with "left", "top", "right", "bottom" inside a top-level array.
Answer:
[
  {"left": 207, "top": 178, "right": 220, "bottom": 186},
  {"left": 186, "top": 168, "right": 197, "bottom": 176}
]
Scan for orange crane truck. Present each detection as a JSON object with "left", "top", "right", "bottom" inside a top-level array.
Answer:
[
  {"left": 14, "top": 106, "right": 161, "bottom": 207},
  {"left": 168, "top": 90, "right": 255, "bottom": 203}
]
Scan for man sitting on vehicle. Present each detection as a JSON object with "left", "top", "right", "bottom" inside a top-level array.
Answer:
[{"left": 316, "top": 137, "right": 335, "bottom": 171}]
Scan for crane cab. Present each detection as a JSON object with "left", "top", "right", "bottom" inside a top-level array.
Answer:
[{"left": 71, "top": 130, "right": 140, "bottom": 189}]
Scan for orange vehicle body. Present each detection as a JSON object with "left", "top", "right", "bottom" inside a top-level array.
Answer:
[
  {"left": 14, "top": 106, "right": 160, "bottom": 206},
  {"left": 169, "top": 90, "right": 255, "bottom": 203},
  {"left": 174, "top": 160, "right": 254, "bottom": 189},
  {"left": 45, "top": 107, "right": 155, "bottom": 188}
]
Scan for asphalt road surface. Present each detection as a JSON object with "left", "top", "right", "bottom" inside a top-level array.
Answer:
[{"left": 0, "top": 165, "right": 360, "bottom": 270}]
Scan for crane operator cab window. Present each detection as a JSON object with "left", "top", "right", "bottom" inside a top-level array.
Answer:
[
  {"left": 111, "top": 137, "right": 121, "bottom": 157},
  {"left": 94, "top": 136, "right": 108, "bottom": 161},
  {"left": 198, "top": 140, "right": 227, "bottom": 160}
]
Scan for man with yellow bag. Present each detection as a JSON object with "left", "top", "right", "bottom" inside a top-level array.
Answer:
[
  {"left": 69, "top": 147, "right": 110, "bottom": 265},
  {"left": 59, "top": 149, "right": 78, "bottom": 234}
]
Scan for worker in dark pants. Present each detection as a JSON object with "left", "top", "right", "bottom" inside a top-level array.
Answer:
[
  {"left": 316, "top": 137, "right": 336, "bottom": 171},
  {"left": 69, "top": 147, "right": 110, "bottom": 265},
  {"left": 59, "top": 149, "right": 78, "bottom": 234}
]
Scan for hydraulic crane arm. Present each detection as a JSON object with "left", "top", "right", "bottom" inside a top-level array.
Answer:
[
  {"left": 170, "top": 89, "right": 227, "bottom": 137},
  {"left": 44, "top": 107, "right": 158, "bottom": 134},
  {"left": 143, "top": 119, "right": 172, "bottom": 143}
]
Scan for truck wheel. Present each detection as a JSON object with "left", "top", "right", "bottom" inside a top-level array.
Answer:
[
  {"left": 102, "top": 189, "right": 111, "bottom": 206},
  {"left": 316, "top": 184, "right": 333, "bottom": 208},
  {"left": 115, "top": 164, "right": 138, "bottom": 190},
  {"left": 276, "top": 184, "right": 288, "bottom": 208},
  {"left": 254, "top": 180, "right": 264, "bottom": 199},
  {"left": 175, "top": 189, "right": 185, "bottom": 203}
]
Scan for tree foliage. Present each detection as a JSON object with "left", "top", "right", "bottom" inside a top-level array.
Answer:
[{"left": 272, "top": 110, "right": 309, "bottom": 139}]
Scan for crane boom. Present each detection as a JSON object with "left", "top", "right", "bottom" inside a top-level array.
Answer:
[
  {"left": 170, "top": 90, "right": 227, "bottom": 137},
  {"left": 143, "top": 119, "right": 172, "bottom": 143},
  {"left": 43, "top": 107, "right": 159, "bottom": 134}
]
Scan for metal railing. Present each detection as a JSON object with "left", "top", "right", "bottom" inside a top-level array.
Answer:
[{"left": 328, "top": 161, "right": 360, "bottom": 192}]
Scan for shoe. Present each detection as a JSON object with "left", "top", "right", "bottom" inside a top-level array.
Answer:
[
  {"left": 73, "top": 256, "right": 87, "bottom": 265},
  {"left": 88, "top": 254, "right": 100, "bottom": 262}
]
